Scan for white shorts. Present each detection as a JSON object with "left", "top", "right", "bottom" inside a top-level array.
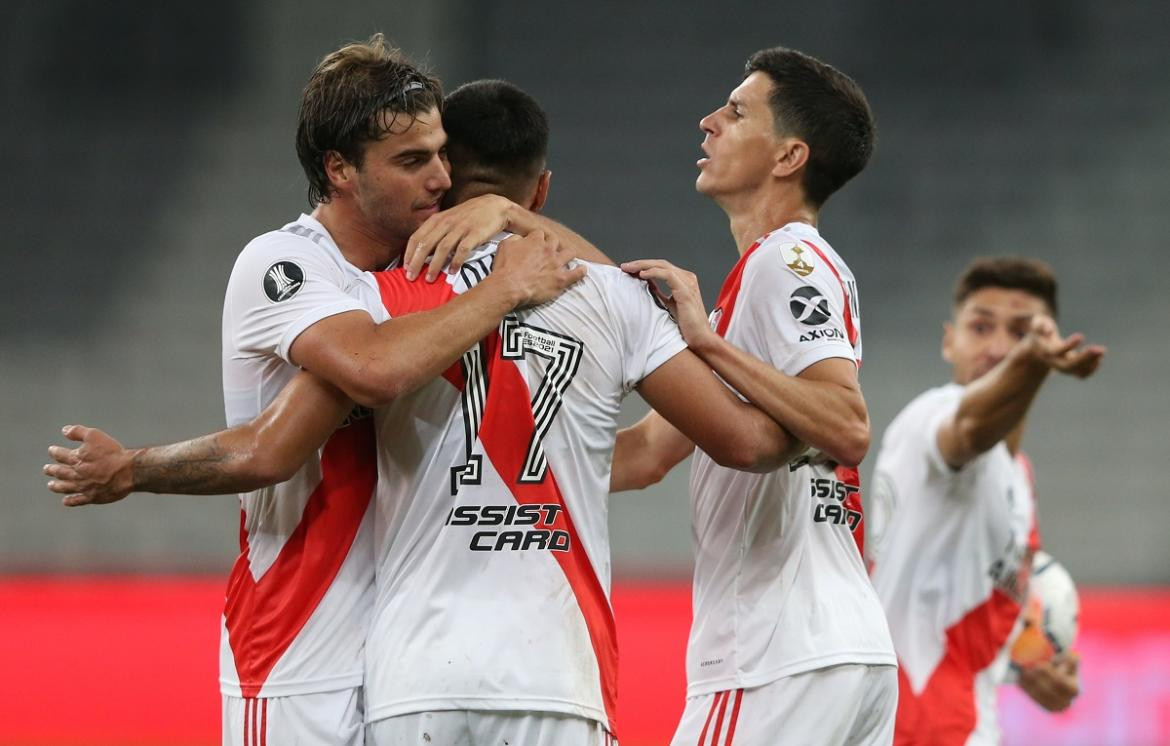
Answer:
[
  {"left": 366, "top": 710, "right": 616, "bottom": 746},
  {"left": 222, "top": 688, "right": 364, "bottom": 746},
  {"left": 671, "top": 664, "right": 897, "bottom": 746}
]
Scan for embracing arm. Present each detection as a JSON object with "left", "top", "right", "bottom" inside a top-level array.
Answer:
[
  {"left": 46, "top": 373, "right": 351, "bottom": 506},
  {"left": 611, "top": 349, "right": 804, "bottom": 492},
  {"left": 402, "top": 194, "right": 613, "bottom": 281},
  {"left": 688, "top": 341, "right": 869, "bottom": 468},
  {"left": 622, "top": 258, "right": 869, "bottom": 467},
  {"left": 293, "top": 230, "right": 584, "bottom": 409}
]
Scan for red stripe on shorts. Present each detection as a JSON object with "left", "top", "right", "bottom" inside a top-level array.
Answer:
[
  {"left": 697, "top": 691, "right": 723, "bottom": 746},
  {"left": 724, "top": 689, "right": 744, "bottom": 745},
  {"left": 710, "top": 690, "right": 732, "bottom": 746}
]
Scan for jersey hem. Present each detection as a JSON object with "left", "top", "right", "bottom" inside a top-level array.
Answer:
[
  {"left": 219, "top": 671, "right": 363, "bottom": 698},
  {"left": 366, "top": 695, "right": 607, "bottom": 728},
  {"left": 777, "top": 343, "right": 856, "bottom": 378},
  {"left": 686, "top": 650, "right": 897, "bottom": 697}
]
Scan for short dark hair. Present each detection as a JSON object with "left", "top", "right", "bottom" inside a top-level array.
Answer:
[
  {"left": 745, "top": 47, "right": 875, "bottom": 208},
  {"left": 296, "top": 34, "right": 443, "bottom": 207},
  {"left": 954, "top": 257, "right": 1059, "bottom": 317},
  {"left": 442, "top": 79, "right": 549, "bottom": 187}
]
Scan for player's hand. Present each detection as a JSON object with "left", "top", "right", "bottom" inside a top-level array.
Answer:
[
  {"left": 404, "top": 194, "right": 518, "bottom": 282},
  {"left": 492, "top": 229, "right": 586, "bottom": 307},
  {"left": 1022, "top": 316, "right": 1105, "bottom": 379},
  {"left": 1018, "top": 651, "right": 1080, "bottom": 712},
  {"left": 44, "top": 425, "right": 136, "bottom": 507},
  {"left": 621, "top": 259, "right": 713, "bottom": 348}
]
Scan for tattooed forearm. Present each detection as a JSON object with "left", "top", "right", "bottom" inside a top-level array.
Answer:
[{"left": 130, "top": 433, "right": 268, "bottom": 495}]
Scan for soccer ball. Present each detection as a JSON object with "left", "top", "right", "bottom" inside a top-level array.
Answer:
[{"left": 1009, "top": 550, "right": 1080, "bottom": 669}]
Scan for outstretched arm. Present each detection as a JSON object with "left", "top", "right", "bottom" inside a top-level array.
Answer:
[
  {"left": 402, "top": 194, "right": 613, "bottom": 281},
  {"left": 45, "top": 373, "right": 350, "bottom": 506},
  {"left": 937, "top": 315, "right": 1104, "bottom": 468},
  {"left": 293, "top": 230, "right": 585, "bottom": 409}
]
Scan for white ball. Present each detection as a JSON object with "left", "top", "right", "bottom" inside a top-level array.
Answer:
[
  {"left": 1030, "top": 550, "right": 1080, "bottom": 653},
  {"left": 1010, "top": 550, "right": 1080, "bottom": 669}
]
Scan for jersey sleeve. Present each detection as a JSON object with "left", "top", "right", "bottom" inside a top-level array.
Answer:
[
  {"left": 606, "top": 268, "right": 687, "bottom": 393},
  {"left": 224, "top": 232, "right": 370, "bottom": 363},
  {"left": 738, "top": 244, "right": 858, "bottom": 376}
]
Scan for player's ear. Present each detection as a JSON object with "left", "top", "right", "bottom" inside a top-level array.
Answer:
[
  {"left": 941, "top": 320, "right": 955, "bottom": 364},
  {"left": 528, "top": 170, "right": 551, "bottom": 213},
  {"left": 324, "top": 150, "right": 356, "bottom": 195},
  {"left": 772, "top": 138, "right": 809, "bottom": 179}
]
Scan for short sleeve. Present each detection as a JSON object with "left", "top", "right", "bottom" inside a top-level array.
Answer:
[
  {"left": 605, "top": 268, "right": 687, "bottom": 392},
  {"left": 223, "top": 232, "right": 370, "bottom": 363},
  {"left": 738, "top": 244, "right": 857, "bottom": 376}
]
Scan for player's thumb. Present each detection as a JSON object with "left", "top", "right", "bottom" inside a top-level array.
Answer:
[{"left": 62, "top": 425, "right": 90, "bottom": 443}]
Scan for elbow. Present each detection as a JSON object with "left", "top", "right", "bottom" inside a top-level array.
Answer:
[
  {"left": 346, "top": 373, "right": 406, "bottom": 410},
  {"left": 247, "top": 450, "right": 300, "bottom": 490},
  {"left": 830, "top": 420, "right": 870, "bottom": 469}
]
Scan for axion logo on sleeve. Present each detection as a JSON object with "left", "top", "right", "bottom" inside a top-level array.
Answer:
[{"left": 789, "top": 285, "right": 832, "bottom": 326}]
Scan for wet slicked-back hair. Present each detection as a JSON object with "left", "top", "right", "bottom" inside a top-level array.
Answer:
[
  {"left": 745, "top": 47, "right": 875, "bottom": 208},
  {"left": 954, "top": 257, "right": 1059, "bottom": 317},
  {"left": 442, "top": 79, "right": 548, "bottom": 188},
  {"left": 296, "top": 33, "right": 443, "bottom": 206}
]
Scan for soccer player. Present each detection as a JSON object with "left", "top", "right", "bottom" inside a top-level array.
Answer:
[
  {"left": 867, "top": 258, "right": 1101, "bottom": 745},
  {"left": 47, "top": 39, "right": 583, "bottom": 745},
  {"left": 612, "top": 48, "right": 898, "bottom": 745},
  {"left": 47, "top": 79, "right": 802, "bottom": 745}
]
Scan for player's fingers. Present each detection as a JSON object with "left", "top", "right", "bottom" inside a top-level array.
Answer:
[
  {"left": 562, "top": 264, "right": 588, "bottom": 287},
  {"left": 47, "top": 445, "right": 79, "bottom": 465},
  {"left": 405, "top": 220, "right": 443, "bottom": 280},
  {"left": 63, "top": 493, "right": 95, "bottom": 507},
  {"left": 621, "top": 259, "right": 672, "bottom": 275},
  {"left": 43, "top": 463, "right": 78, "bottom": 480},
  {"left": 427, "top": 228, "right": 465, "bottom": 283},
  {"left": 47, "top": 479, "right": 81, "bottom": 495},
  {"left": 62, "top": 425, "right": 90, "bottom": 443}
]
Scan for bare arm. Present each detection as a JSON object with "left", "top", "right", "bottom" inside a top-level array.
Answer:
[
  {"left": 611, "top": 349, "right": 804, "bottom": 492},
  {"left": 938, "top": 316, "right": 1104, "bottom": 469},
  {"left": 610, "top": 411, "right": 694, "bottom": 492},
  {"left": 46, "top": 373, "right": 350, "bottom": 506},
  {"left": 292, "top": 230, "right": 585, "bottom": 409},
  {"left": 624, "top": 259, "right": 869, "bottom": 467},
  {"left": 402, "top": 194, "right": 613, "bottom": 281}
]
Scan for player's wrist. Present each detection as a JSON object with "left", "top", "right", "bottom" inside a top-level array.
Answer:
[
  {"left": 481, "top": 269, "right": 530, "bottom": 310},
  {"left": 123, "top": 447, "right": 148, "bottom": 494}
]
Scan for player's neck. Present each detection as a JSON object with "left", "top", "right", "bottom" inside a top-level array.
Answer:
[
  {"left": 312, "top": 202, "right": 403, "bottom": 271},
  {"left": 724, "top": 189, "right": 817, "bottom": 256}
]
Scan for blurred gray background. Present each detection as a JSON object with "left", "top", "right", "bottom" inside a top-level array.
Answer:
[{"left": 3, "top": 0, "right": 1167, "bottom": 584}]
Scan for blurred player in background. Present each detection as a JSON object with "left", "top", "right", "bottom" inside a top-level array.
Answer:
[
  {"left": 47, "top": 78, "right": 804, "bottom": 745},
  {"left": 867, "top": 258, "right": 1103, "bottom": 744},
  {"left": 614, "top": 47, "right": 897, "bottom": 745},
  {"left": 46, "top": 38, "right": 583, "bottom": 746}
]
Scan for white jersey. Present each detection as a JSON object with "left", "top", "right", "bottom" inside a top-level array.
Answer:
[
  {"left": 352, "top": 237, "right": 686, "bottom": 737},
  {"left": 868, "top": 384, "right": 1039, "bottom": 745},
  {"left": 219, "top": 213, "right": 378, "bottom": 698},
  {"left": 686, "top": 223, "right": 895, "bottom": 697}
]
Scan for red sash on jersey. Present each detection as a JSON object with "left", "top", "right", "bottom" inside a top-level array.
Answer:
[
  {"left": 711, "top": 236, "right": 767, "bottom": 338},
  {"left": 476, "top": 330, "right": 620, "bottom": 736}
]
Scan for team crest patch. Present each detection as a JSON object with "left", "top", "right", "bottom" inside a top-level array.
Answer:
[
  {"left": 263, "top": 261, "right": 305, "bottom": 302},
  {"left": 789, "top": 286, "right": 832, "bottom": 326},
  {"left": 780, "top": 242, "right": 814, "bottom": 277}
]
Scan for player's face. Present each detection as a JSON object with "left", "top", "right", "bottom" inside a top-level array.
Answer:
[
  {"left": 944, "top": 287, "right": 1051, "bottom": 384},
  {"left": 352, "top": 106, "right": 451, "bottom": 246},
  {"left": 696, "top": 72, "right": 783, "bottom": 202}
]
